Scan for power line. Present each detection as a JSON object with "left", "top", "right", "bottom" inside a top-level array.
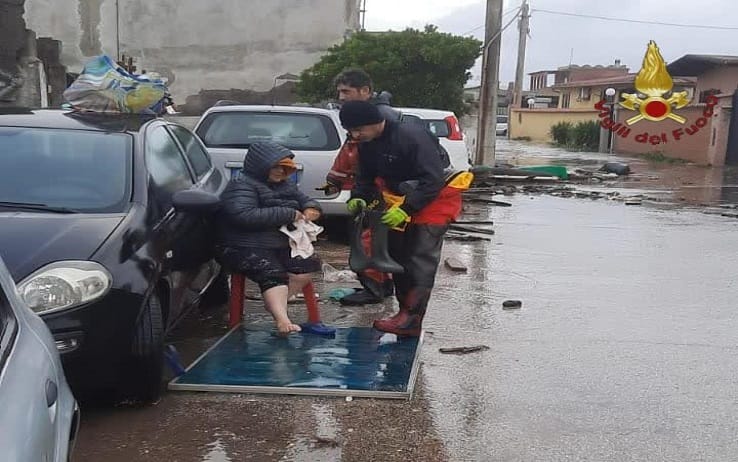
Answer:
[
  {"left": 483, "top": 7, "right": 522, "bottom": 50},
  {"left": 532, "top": 8, "right": 738, "bottom": 31},
  {"left": 503, "top": 4, "right": 523, "bottom": 17},
  {"left": 461, "top": 5, "right": 521, "bottom": 35}
]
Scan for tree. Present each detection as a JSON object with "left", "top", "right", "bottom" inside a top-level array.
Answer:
[{"left": 297, "top": 26, "right": 482, "bottom": 115}]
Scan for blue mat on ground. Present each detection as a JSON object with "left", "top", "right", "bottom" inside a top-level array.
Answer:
[{"left": 168, "top": 326, "right": 423, "bottom": 399}]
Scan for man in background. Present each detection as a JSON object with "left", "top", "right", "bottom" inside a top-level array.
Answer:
[{"left": 325, "top": 69, "right": 399, "bottom": 306}]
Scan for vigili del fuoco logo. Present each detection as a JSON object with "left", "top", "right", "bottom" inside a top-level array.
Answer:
[{"left": 595, "top": 40, "right": 718, "bottom": 146}]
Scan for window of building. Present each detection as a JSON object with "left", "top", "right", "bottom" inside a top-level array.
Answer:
[
  {"left": 562, "top": 92, "right": 571, "bottom": 109},
  {"left": 699, "top": 88, "right": 721, "bottom": 103}
]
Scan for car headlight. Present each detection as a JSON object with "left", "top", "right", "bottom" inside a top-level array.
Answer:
[{"left": 18, "top": 261, "right": 112, "bottom": 314}]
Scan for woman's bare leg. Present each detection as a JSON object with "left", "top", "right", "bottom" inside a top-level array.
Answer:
[
  {"left": 262, "top": 285, "right": 301, "bottom": 334},
  {"left": 288, "top": 272, "right": 313, "bottom": 298}
]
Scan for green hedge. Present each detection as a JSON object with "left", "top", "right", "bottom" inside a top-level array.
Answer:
[{"left": 550, "top": 120, "right": 600, "bottom": 151}]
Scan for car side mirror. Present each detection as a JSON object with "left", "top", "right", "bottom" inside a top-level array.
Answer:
[{"left": 172, "top": 189, "right": 220, "bottom": 214}]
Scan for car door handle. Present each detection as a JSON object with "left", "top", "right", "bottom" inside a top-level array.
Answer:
[{"left": 46, "top": 380, "right": 58, "bottom": 407}]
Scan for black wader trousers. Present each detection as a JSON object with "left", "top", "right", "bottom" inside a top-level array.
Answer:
[{"left": 387, "top": 223, "right": 448, "bottom": 316}]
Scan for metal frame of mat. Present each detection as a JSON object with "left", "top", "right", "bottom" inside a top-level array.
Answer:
[{"left": 168, "top": 326, "right": 424, "bottom": 400}]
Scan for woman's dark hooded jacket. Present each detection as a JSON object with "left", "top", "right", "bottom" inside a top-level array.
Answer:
[{"left": 216, "top": 142, "right": 321, "bottom": 249}]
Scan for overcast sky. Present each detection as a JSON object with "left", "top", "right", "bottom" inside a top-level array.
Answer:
[{"left": 364, "top": 0, "right": 738, "bottom": 89}]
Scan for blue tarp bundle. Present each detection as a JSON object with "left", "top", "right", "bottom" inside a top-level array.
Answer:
[{"left": 63, "top": 55, "right": 169, "bottom": 115}]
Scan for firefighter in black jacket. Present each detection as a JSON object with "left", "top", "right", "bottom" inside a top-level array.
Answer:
[{"left": 339, "top": 101, "right": 471, "bottom": 337}]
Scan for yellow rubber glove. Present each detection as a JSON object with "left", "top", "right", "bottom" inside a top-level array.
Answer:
[
  {"left": 381, "top": 207, "right": 410, "bottom": 227},
  {"left": 347, "top": 198, "right": 366, "bottom": 215}
]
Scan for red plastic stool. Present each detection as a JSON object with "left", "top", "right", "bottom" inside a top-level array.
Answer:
[{"left": 228, "top": 274, "right": 335, "bottom": 336}]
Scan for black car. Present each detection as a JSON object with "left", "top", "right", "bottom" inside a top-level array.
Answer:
[{"left": 0, "top": 109, "right": 226, "bottom": 402}]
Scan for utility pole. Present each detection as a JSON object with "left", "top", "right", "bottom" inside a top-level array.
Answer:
[
  {"left": 115, "top": 0, "right": 121, "bottom": 61},
  {"left": 474, "top": 0, "right": 504, "bottom": 166},
  {"left": 512, "top": 0, "right": 530, "bottom": 108},
  {"left": 359, "top": 0, "right": 367, "bottom": 31}
]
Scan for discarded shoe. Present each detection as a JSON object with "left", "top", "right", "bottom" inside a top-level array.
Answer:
[
  {"left": 373, "top": 310, "right": 422, "bottom": 337},
  {"left": 340, "top": 289, "right": 383, "bottom": 306}
]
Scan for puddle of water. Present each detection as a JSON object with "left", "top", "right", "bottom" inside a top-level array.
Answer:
[
  {"left": 202, "top": 438, "right": 232, "bottom": 462},
  {"left": 201, "top": 430, "right": 237, "bottom": 462},
  {"left": 424, "top": 194, "right": 738, "bottom": 461},
  {"left": 279, "top": 403, "right": 341, "bottom": 462},
  {"left": 487, "top": 138, "right": 738, "bottom": 208}
]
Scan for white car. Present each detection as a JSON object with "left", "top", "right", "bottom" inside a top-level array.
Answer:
[
  {"left": 194, "top": 105, "right": 350, "bottom": 217},
  {"left": 0, "top": 254, "right": 79, "bottom": 462},
  {"left": 397, "top": 107, "right": 472, "bottom": 171},
  {"left": 496, "top": 115, "right": 509, "bottom": 136}
]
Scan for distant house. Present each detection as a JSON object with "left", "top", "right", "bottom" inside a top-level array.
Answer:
[
  {"left": 464, "top": 85, "right": 481, "bottom": 102},
  {"left": 668, "top": 55, "right": 738, "bottom": 103},
  {"left": 600, "top": 55, "right": 737, "bottom": 166},
  {"left": 508, "top": 61, "right": 629, "bottom": 142},
  {"left": 665, "top": 55, "right": 738, "bottom": 165},
  {"left": 464, "top": 83, "right": 512, "bottom": 115},
  {"left": 509, "top": 54, "right": 738, "bottom": 166},
  {"left": 529, "top": 62, "right": 628, "bottom": 108},
  {"left": 552, "top": 74, "right": 696, "bottom": 110}
]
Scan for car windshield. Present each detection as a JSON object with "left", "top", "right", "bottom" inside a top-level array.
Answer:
[
  {"left": 196, "top": 112, "right": 341, "bottom": 151},
  {"left": 497, "top": 116, "right": 508, "bottom": 124},
  {"left": 0, "top": 127, "right": 133, "bottom": 213}
]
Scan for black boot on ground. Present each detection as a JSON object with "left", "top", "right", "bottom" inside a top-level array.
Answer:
[{"left": 339, "top": 289, "right": 383, "bottom": 306}]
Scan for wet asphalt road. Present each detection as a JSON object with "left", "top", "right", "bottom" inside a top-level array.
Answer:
[{"left": 75, "top": 141, "right": 738, "bottom": 461}]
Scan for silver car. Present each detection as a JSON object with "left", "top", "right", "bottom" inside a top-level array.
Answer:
[
  {"left": 0, "top": 254, "right": 79, "bottom": 462},
  {"left": 194, "top": 105, "right": 350, "bottom": 217}
]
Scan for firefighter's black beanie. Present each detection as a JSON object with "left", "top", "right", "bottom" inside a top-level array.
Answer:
[{"left": 339, "top": 100, "right": 384, "bottom": 129}]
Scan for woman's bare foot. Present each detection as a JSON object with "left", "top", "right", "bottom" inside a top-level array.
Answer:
[
  {"left": 263, "top": 286, "right": 300, "bottom": 335},
  {"left": 276, "top": 321, "right": 302, "bottom": 335}
]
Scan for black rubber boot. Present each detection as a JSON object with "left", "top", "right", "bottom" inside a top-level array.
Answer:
[
  {"left": 339, "top": 289, "right": 383, "bottom": 306},
  {"left": 340, "top": 273, "right": 388, "bottom": 306},
  {"left": 348, "top": 211, "right": 370, "bottom": 273},
  {"left": 349, "top": 211, "right": 404, "bottom": 274},
  {"left": 368, "top": 214, "right": 405, "bottom": 274}
]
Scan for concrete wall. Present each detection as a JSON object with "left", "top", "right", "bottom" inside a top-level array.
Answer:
[
  {"left": 695, "top": 66, "right": 738, "bottom": 97},
  {"left": 566, "top": 88, "right": 601, "bottom": 110},
  {"left": 555, "top": 88, "right": 596, "bottom": 110},
  {"left": 24, "top": 0, "right": 361, "bottom": 110},
  {"left": 553, "top": 66, "right": 628, "bottom": 85},
  {"left": 565, "top": 67, "right": 628, "bottom": 83},
  {"left": 708, "top": 94, "right": 733, "bottom": 166},
  {"left": 612, "top": 105, "right": 716, "bottom": 165},
  {"left": 508, "top": 108, "right": 599, "bottom": 142},
  {"left": 0, "top": 0, "right": 28, "bottom": 104}
]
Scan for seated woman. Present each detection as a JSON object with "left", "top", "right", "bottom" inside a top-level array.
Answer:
[{"left": 216, "top": 141, "right": 322, "bottom": 334}]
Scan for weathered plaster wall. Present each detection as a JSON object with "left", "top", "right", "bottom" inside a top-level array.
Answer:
[
  {"left": 695, "top": 66, "right": 738, "bottom": 97},
  {"left": 0, "top": 0, "right": 28, "bottom": 103},
  {"left": 24, "top": 0, "right": 361, "bottom": 110}
]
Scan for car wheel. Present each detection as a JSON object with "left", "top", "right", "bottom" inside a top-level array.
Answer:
[
  {"left": 201, "top": 269, "right": 231, "bottom": 309},
  {"left": 121, "top": 292, "right": 165, "bottom": 403}
]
